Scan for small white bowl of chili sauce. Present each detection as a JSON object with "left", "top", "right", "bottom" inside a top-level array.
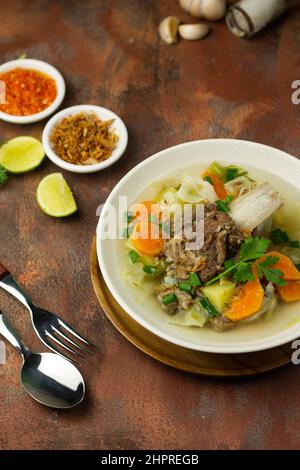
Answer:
[{"left": 0, "top": 58, "right": 65, "bottom": 124}]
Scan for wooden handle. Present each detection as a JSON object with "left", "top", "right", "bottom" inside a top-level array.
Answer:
[{"left": 0, "top": 263, "right": 9, "bottom": 280}]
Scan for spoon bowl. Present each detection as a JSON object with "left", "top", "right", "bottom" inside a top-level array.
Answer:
[
  {"left": 21, "top": 352, "right": 85, "bottom": 409},
  {"left": 0, "top": 313, "right": 85, "bottom": 409}
]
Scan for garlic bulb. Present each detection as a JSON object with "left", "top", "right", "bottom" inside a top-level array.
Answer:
[
  {"left": 179, "top": 0, "right": 193, "bottom": 12},
  {"left": 179, "top": 0, "right": 226, "bottom": 21},
  {"left": 159, "top": 16, "right": 180, "bottom": 44},
  {"left": 202, "top": 0, "right": 226, "bottom": 21},
  {"left": 178, "top": 24, "right": 210, "bottom": 40},
  {"left": 189, "top": 0, "right": 203, "bottom": 17}
]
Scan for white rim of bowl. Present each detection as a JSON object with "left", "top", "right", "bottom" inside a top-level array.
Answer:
[
  {"left": 97, "top": 138, "right": 300, "bottom": 354},
  {"left": 42, "top": 104, "right": 128, "bottom": 174},
  {"left": 0, "top": 58, "right": 66, "bottom": 124}
]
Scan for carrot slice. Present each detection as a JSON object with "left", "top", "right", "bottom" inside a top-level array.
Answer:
[
  {"left": 256, "top": 251, "right": 300, "bottom": 281},
  {"left": 278, "top": 281, "right": 300, "bottom": 302},
  {"left": 224, "top": 268, "right": 264, "bottom": 321},
  {"left": 131, "top": 221, "right": 164, "bottom": 255},
  {"left": 132, "top": 200, "right": 160, "bottom": 221},
  {"left": 202, "top": 171, "right": 228, "bottom": 200}
]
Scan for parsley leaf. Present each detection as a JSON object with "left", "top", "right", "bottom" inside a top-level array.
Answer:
[
  {"left": 233, "top": 262, "right": 255, "bottom": 283},
  {"left": 239, "top": 237, "right": 270, "bottom": 262},
  {"left": 205, "top": 236, "right": 271, "bottom": 286},
  {"left": 257, "top": 256, "right": 287, "bottom": 286},
  {"left": 224, "top": 258, "right": 235, "bottom": 270},
  {"left": 0, "top": 165, "right": 7, "bottom": 187}
]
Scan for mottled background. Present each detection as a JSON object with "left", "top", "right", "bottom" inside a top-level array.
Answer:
[{"left": 0, "top": 0, "right": 300, "bottom": 450}]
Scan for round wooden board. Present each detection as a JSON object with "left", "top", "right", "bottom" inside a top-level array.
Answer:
[{"left": 90, "top": 236, "right": 292, "bottom": 377}]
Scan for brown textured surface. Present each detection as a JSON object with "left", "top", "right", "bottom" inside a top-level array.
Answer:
[
  {"left": 0, "top": 262, "right": 8, "bottom": 280},
  {"left": 1, "top": 0, "right": 300, "bottom": 451}
]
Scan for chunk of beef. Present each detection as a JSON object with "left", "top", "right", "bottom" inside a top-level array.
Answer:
[
  {"left": 175, "top": 289, "right": 194, "bottom": 310},
  {"left": 166, "top": 264, "right": 190, "bottom": 281},
  {"left": 154, "top": 283, "right": 194, "bottom": 314},
  {"left": 164, "top": 238, "right": 206, "bottom": 280},
  {"left": 209, "top": 315, "right": 235, "bottom": 332},
  {"left": 163, "top": 203, "right": 244, "bottom": 283}
]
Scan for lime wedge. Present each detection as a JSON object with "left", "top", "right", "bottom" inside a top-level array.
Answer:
[
  {"left": 36, "top": 173, "right": 77, "bottom": 217},
  {"left": 0, "top": 136, "right": 45, "bottom": 174}
]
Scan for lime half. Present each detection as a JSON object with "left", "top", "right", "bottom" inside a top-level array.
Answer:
[
  {"left": 0, "top": 136, "right": 45, "bottom": 174},
  {"left": 36, "top": 173, "right": 77, "bottom": 217}
]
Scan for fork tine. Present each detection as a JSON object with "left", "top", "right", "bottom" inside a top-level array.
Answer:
[
  {"left": 58, "top": 318, "right": 96, "bottom": 348},
  {"left": 46, "top": 331, "right": 86, "bottom": 359},
  {"left": 51, "top": 326, "right": 92, "bottom": 355},
  {"left": 41, "top": 335, "right": 79, "bottom": 365}
]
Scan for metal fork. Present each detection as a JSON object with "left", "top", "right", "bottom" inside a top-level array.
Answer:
[{"left": 0, "top": 263, "right": 95, "bottom": 364}]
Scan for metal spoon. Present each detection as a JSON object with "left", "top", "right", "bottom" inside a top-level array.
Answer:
[{"left": 0, "top": 313, "right": 85, "bottom": 408}]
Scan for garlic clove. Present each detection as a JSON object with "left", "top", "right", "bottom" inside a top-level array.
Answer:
[
  {"left": 202, "top": 0, "right": 226, "bottom": 21},
  {"left": 179, "top": 23, "right": 210, "bottom": 40},
  {"left": 159, "top": 16, "right": 180, "bottom": 44},
  {"left": 179, "top": 0, "right": 194, "bottom": 13},
  {"left": 189, "top": 0, "right": 204, "bottom": 18}
]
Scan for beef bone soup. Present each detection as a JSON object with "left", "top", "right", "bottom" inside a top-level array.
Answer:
[{"left": 122, "top": 162, "right": 300, "bottom": 332}]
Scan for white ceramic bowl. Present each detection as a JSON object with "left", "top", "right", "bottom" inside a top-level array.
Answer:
[
  {"left": 0, "top": 58, "right": 65, "bottom": 124},
  {"left": 97, "top": 139, "right": 300, "bottom": 354},
  {"left": 42, "top": 105, "right": 128, "bottom": 174}
]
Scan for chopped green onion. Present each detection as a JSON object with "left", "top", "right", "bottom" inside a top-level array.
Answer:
[
  {"left": 289, "top": 240, "right": 300, "bottom": 248},
  {"left": 179, "top": 281, "right": 192, "bottom": 292},
  {"left": 204, "top": 175, "right": 213, "bottom": 185},
  {"left": 162, "top": 293, "right": 177, "bottom": 305},
  {"left": 216, "top": 200, "right": 229, "bottom": 212},
  {"left": 271, "top": 228, "right": 289, "bottom": 245},
  {"left": 122, "top": 225, "right": 134, "bottom": 239},
  {"left": 128, "top": 250, "right": 141, "bottom": 264},
  {"left": 225, "top": 167, "right": 239, "bottom": 183},
  {"left": 123, "top": 227, "right": 129, "bottom": 239},
  {"left": 148, "top": 214, "right": 157, "bottom": 223},
  {"left": 199, "top": 297, "right": 219, "bottom": 317},
  {"left": 127, "top": 213, "right": 134, "bottom": 223},
  {"left": 224, "top": 258, "right": 235, "bottom": 270},
  {"left": 124, "top": 211, "right": 134, "bottom": 223},
  {"left": 143, "top": 265, "right": 157, "bottom": 275},
  {"left": 159, "top": 222, "right": 170, "bottom": 234},
  {"left": 207, "top": 162, "right": 226, "bottom": 179},
  {"left": 189, "top": 272, "right": 201, "bottom": 287},
  {"left": 216, "top": 195, "right": 233, "bottom": 213}
]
